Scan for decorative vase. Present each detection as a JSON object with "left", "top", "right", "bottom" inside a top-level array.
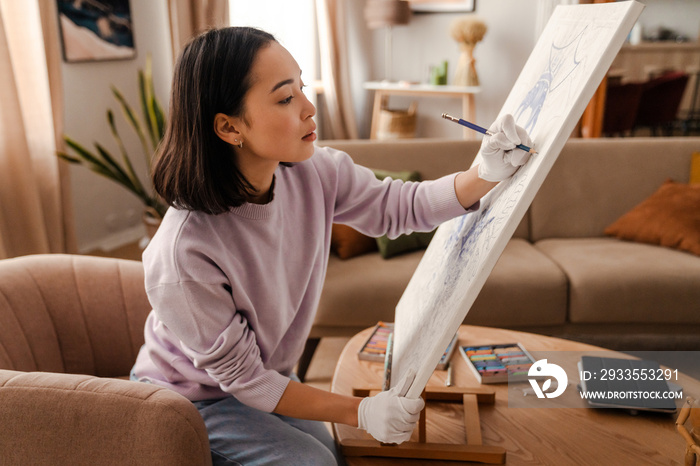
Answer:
[
  {"left": 430, "top": 60, "right": 449, "bottom": 85},
  {"left": 454, "top": 43, "right": 479, "bottom": 86},
  {"left": 450, "top": 17, "right": 487, "bottom": 87}
]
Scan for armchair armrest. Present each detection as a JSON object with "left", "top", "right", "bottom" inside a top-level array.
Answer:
[{"left": 0, "top": 370, "right": 211, "bottom": 465}]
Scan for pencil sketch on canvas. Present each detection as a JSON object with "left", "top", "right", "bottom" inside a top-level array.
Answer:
[{"left": 392, "top": 2, "right": 644, "bottom": 399}]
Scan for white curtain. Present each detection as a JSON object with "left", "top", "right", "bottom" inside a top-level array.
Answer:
[
  {"left": 0, "top": 0, "right": 75, "bottom": 259},
  {"left": 315, "top": 0, "right": 358, "bottom": 140}
]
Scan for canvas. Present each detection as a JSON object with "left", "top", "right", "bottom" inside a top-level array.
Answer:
[{"left": 392, "top": 1, "right": 645, "bottom": 399}]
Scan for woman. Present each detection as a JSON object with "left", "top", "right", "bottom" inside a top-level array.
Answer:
[{"left": 131, "top": 26, "right": 532, "bottom": 465}]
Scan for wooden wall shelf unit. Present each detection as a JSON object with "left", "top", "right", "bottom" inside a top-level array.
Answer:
[{"left": 610, "top": 42, "right": 700, "bottom": 82}]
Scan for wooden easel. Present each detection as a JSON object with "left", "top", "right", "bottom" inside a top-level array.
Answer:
[{"left": 343, "top": 385, "right": 506, "bottom": 463}]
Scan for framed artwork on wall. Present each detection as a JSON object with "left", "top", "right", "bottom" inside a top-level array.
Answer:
[
  {"left": 57, "top": 0, "right": 136, "bottom": 63},
  {"left": 408, "top": 0, "right": 475, "bottom": 13}
]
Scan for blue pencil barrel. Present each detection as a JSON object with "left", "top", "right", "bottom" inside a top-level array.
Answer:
[
  {"left": 457, "top": 118, "right": 489, "bottom": 135},
  {"left": 460, "top": 118, "right": 534, "bottom": 153},
  {"left": 444, "top": 113, "right": 535, "bottom": 153}
]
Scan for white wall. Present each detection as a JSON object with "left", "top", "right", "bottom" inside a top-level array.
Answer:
[
  {"left": 637, "top": 0, "right": 700, "bottom": 41},
  {"left": 62, "top": 0, "right": 171, "bottom": 252}
]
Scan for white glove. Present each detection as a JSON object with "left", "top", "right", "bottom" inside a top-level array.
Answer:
[
  {"left": 478, "top": 114, "right": 534, "bottom": 182},
  {"left": 357, "top": 371, "right": 425, "bottom": 444}
]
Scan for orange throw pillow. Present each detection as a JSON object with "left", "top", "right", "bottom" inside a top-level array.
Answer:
[
  {"left": 690, "top": 151, "right": 700, "bottom": 185},
  {"left": 604, "top": 179, "right": 700, "bottom": 256},
  {"left": 330, "top": 224, "right": 378, "bottom": 260}
]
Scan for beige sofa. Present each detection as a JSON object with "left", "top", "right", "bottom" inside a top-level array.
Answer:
[
  {"left": 0, "top": 254, "right": 211, "bottom": 465},
  {"left": 306, "top": 137, "right": 700, "bottom": 369}
]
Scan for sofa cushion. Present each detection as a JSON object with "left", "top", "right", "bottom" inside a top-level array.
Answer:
[
  {"left": 315, "top": 238, "right": 567, "bottom": 334},
  {"left": 330, "top": 224, "right": 377, "bottom": 259},
  {"left": 316, "top": 251, "right": 423, "bottom": 331},
  {"left": 371, "top": 167, "right": 436, "bottom": 258},
  {"left": 467, "top": 238, "right": 568, "bottom": 327},
  {"left": 371, "top": 168, "right": 420, "bottom": 182},
  {"left": 604, "top": 179, "right": 700, "bottom": 256},
  {"left": 530, "top": 138, "right": 696, "bottom": 241},
  {"left": 376, "top": 230, "right": 436, "bottom": 259},
  {"left": 535, "top": 238, "right": 700, "bottom": 324},
  {"left": 690, "top": 151, "right": 700, "bottom": 184}
]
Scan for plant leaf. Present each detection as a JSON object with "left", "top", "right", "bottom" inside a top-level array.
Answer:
[
  {"left": 144, "top": 55, "right": 165, "bottom": 154},
  {"left": 106, "top": 109, "right": 147, "bottom": 196},
  {"left": 62, "top": 136, "right": 126, "bottom": 184},
  {"left": 152, "top": 94, "right": 166, "bottom": 142},
  {"left": 112, "top": 84, "right": 157, "bottom": 184},
  {"left": 63, "top": 136, "right": 111, "bottom": 170},
  {"left": 111, "top": 84, "right": 151, "bottom": 160},
  {"left": 56, "top": 152, "right": 82, "bottom": 164},
  {"left": 94, "top": 142, "right": 142, "bottom": 195},
  {"left": 112, "top": 85, "right": 143, "bottom": 136},
  {"left": 57, "top": 58, "right": 169, "bottom": 219},
  {"left": 139, "top": 69, "right": 158, "bottom": 150}
]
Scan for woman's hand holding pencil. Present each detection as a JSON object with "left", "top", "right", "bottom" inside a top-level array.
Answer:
[
  {"left": 477, "top": 114, "right": 534, "bottom": 182},
  {"left": 443, "top": 113, "right": 535, "bottom": 182}
]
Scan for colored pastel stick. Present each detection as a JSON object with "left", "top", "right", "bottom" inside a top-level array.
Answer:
[{"left": 470, "top": 354, "right": 498, "bottom": 361}]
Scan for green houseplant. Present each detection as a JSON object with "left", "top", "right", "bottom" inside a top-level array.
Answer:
[{"left": 58, "top": 56, "right": 168, "bottom": 233}]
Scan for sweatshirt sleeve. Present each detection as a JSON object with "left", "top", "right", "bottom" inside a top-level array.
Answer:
[
  {"left": 320, "top": 147, "right": 476, "bottom": 238},
  {"left": 143, "top": 219, "right": 290, "bottom": 412},
  {"left": 146, "top": 280, "right": 290, "bottom": 412}
]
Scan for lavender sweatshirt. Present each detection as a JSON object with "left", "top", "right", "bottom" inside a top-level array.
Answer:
[{"left": 131, "top": 146, "right": 472, "bottom": 412}]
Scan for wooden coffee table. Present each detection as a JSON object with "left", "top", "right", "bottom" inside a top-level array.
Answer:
[{"left": 331, "top": 325, "right": 698, "bottom": 465}]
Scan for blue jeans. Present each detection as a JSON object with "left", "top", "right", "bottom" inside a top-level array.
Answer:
[
  {"left": 131, "top": 370, "right": 344, "bottom": 465},
  {"left": 194, "top": 394, "right": 345, "bottom": 466}
]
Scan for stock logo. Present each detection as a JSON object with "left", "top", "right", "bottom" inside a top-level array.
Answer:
[{"left": 528, "top": 359, "right": 568, "bottom": 399}]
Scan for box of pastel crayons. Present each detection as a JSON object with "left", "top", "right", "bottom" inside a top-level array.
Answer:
[
  {"left": 459, "top": 343, "right": 536, "bottom": 384},
  {"left": 357, "top": 322, "right": 394, "bottom": 362},
  {"left": 358, "top": 322, "right": 457, "bottom": 370}
]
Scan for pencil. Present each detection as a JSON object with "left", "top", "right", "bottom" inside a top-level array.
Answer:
[
  {"left": 441, "top": 113, "right": 537, "bottom": 154},
  {"left": 382, "top": 332, "right": 393, "bottom": 391},
  {"left": 446, "top": 363, "right": 453, "bottom": 387}
]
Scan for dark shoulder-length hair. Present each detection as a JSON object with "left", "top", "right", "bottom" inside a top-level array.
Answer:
[{"left": 152, "top": 27, "right": 276, "bottom": 214}]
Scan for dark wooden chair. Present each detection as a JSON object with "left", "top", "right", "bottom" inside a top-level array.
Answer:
[{"left": 602, "top": 81, "right": 644, "bottom": 137}]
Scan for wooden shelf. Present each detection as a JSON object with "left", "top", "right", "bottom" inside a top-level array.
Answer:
[{"left": 364, "top": 81, "right": 481, "bottom": 140}]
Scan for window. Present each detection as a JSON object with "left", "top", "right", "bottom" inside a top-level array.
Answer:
[{"left": 229, "top": 0, "right": 318, "bottom": 103}]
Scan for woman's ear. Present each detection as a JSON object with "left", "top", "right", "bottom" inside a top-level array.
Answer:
[{"left": 213, "top": 113, "right": 242, "bottom": 145}]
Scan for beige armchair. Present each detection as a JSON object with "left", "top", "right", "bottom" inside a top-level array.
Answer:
[{"left": 0, "top": 254, "right": 210, "bottom": 465}]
